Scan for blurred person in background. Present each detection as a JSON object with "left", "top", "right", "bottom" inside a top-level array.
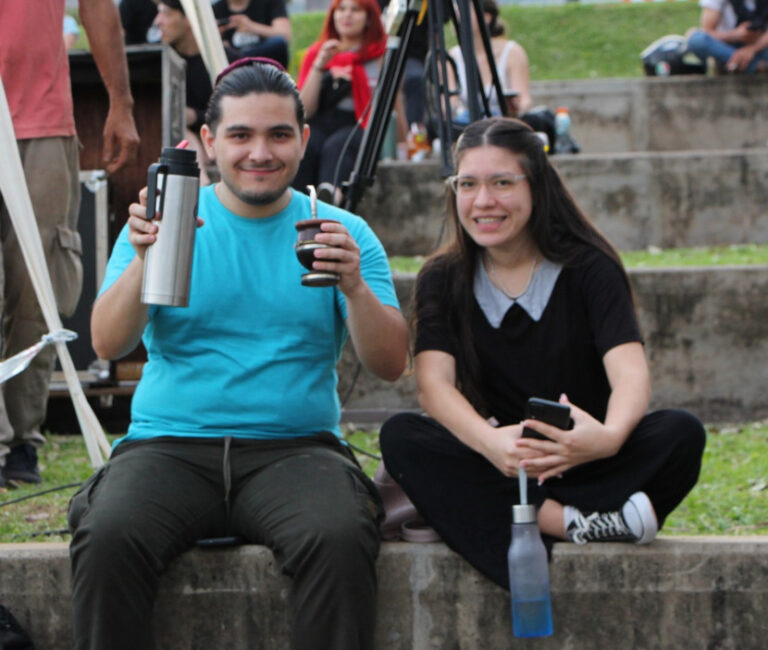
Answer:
[
  {"left": 213, "top": 0, "right": 290, "bottom": 68},
  {"left": 154, "top": 0, "right": 236, "bottom": 184},
  {"left": 292, "top": 0, "right": 386, "bottom": 200},
  {"left": 0, "top": 0, "right": 139, "bottom": 489},
  {"left": 687, "top": 0, "right": 768, "bottom": 73},
  {"left": 119, "top": 0, "right": 160, "bottom": 45}
]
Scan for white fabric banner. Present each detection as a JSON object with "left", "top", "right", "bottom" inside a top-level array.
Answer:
[
  {"left": 180, "top": 0, "right": 230, "bottom": 85},
  {"left": 0, "top": 74, "right": 111, "bottom": 467}
]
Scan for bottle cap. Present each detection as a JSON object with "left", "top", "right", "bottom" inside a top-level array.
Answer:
[{"left": 513, "top": 504, "right": 538, "bottom": 523}]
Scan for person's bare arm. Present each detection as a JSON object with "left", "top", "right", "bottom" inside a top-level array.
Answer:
[
  {"left": 90, "top": 190, "right": 156, "bottom": 359},
  {"left": 227, "top": 14, "right": 291, "bottom": 42},
  {"left": 728, "top": 27, "right": 768, "bottom": 70},
  {"left": 416, "top": 350, "right": 540, "bottom": 476},
  {"left": 299, "top": 39, "right": 340, "bottom": 119},
  {"left": 517, "top": 342, "right": 650, "bottom": 482},
  {"left": 78, "top": 0, "right": 140, "bottom": 174},
  {"left": 505, "top": 41, "right": 532, "bottom": 115},
  {"left": 699, "top": 8, "right": 750, "bottom": 43},
  {"left": 311, "top": 221, "right": 407, "bottom": 381}
]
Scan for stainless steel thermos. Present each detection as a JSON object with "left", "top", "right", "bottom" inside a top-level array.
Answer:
[{"left": 141, "top": 147, "right": 200, "bottom": 307}]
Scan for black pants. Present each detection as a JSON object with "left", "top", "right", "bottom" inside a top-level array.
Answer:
[
  {"left": 68, "top": 434, "right": 382, "bottom": 650},
  {"left": 293, "top": 108, "right": 362, "bottom": 192},
  {"left": 380, "top": 409, "right": 705, "bottom": 588}
]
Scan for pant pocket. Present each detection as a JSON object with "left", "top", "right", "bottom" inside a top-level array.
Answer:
[
  {"left": 50, "top": 224, "right": 83, "bottom": 318},
  {"left": 67, "top": 465, "right": 109, "bottom": 532}
]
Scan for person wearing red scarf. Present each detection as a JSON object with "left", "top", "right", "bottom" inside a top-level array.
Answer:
[{"left": 293, "top": 0, "right": 386, "bottom": 197}]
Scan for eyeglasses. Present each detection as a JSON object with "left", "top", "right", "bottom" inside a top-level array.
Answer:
[{"left": 448, "top": 174, "right": 527, "bottom": 199}]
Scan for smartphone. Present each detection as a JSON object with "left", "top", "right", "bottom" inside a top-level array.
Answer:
[
  {"left": 217, "top": 17, "right": 230, "bottom": 26},
  {"left": 522, "top": 397, "right": 572, "bottom": 440}
]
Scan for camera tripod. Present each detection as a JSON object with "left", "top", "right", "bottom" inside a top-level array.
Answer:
[{"left": 341, "top": 0, "right": 509, "bottom": 213}]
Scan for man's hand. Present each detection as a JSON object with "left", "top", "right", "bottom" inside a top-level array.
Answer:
[
  {"left": 102, "top": 103, "right": 140, "bottom": 174},
  {"left": 127, "top": 188, "right": 158, "bottom": 260},
  {"left": 734, "top": 21, "right": 763, "bottom": 45},
  {"left": 311, "top": 221, "right": 363, "bottom": 296},
  {"left": 227, "top": 13, "right": 257, "bottom": 34},
  {"left": 727, "top": 44, "right": 757, "bottom": 71},
  {"left": 127, "top": 187, "right": 203, "bottom": 259}
]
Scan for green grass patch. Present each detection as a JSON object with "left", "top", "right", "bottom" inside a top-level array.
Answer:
[
  {"left": 2, "top": 422, "right": 765, "bottom": 541},
  {"left": 294, "top": 3, "right": 700, "bottom": 81},
  {"left": 389, "top": 244, "right": 768, "bottom": 274},
  {"left": 621, "top": 244, "right": 768, "bottom": 268},
  {"left": 663, "top": 423, "right": 768, "bottom": 536},
  {"left": 69, "top": 3, "right": 700, "bottom": 81}
]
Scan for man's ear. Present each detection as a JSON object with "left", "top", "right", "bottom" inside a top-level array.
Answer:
[
  {"left": 300, "top": 123, "right": 310, "bottom": 159},
  {"left": 200, "top": 124, "right": 216, "bottom": 160}
]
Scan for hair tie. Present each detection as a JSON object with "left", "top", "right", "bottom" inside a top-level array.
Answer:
[{"left": 214, "top": 57, "right": 287, "bottom": 87}]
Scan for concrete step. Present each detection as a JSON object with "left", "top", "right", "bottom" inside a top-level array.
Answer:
[
  {"left": 1, "top": 537, "right": 765, "bottom": 649},
  {"left": 339, "top": 265, "right": 768, "bottom": 424},
  {"left": 530, "top": 75, "right": 768, "bottom": 153},
  {"left": 357, "top": 148, "right": 768, "bottom": 256}
]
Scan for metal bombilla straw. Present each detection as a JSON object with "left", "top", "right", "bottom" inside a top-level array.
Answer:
[{"left": 307, "top": 185, "right": 317, "bottom": 219}]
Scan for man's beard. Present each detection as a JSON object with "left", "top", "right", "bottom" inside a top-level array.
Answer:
[{"left": 222, "top": 173, "right": 292, "bottom": 207}]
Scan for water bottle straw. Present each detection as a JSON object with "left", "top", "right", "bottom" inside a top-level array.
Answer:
[{"left": 518, "top": 466, "right": 528, "bottom": 505}]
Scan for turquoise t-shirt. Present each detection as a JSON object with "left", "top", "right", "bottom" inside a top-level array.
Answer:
[{"left": 100, "top": 186, "right": 399, "bottom": 445}]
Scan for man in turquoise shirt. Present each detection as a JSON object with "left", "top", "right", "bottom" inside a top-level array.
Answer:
[{"left": 68, "top": 59, "right": 407, "bottom": 650}]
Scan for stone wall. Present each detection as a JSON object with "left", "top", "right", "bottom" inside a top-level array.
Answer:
[{"left": 2, "top": 538, "right": 766, "bottom": 649}]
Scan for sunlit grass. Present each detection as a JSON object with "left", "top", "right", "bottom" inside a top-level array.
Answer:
[
  {"left": 389, "top": 244, "right": 768, "bottom": 274},
  {"left": 1, "top": 421, "right": 764, "bottom": 541}
]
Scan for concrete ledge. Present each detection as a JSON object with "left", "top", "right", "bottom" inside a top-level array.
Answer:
[
  {"left": 358, "top": 149, "right": 768, "bottom": 255},
  {"left": 1, "top": 537, "right": 766, "bottom": 648},
  {"left": 339, "top": 266, "right": 768, "bottom": 423},
  {"left": 530, "top": 75, "right": 768, "bottom": 153}
]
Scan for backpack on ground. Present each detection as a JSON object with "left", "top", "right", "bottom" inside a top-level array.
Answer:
[{"left": 0, "top": 603, "right": 34, "bottom": 650}]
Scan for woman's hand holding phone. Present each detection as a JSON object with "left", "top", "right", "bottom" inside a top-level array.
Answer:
[
  {"left": 479, "top": 423, "right": 547, "bottom": 478},
  {"left": 516, "top": 394, "right": 621, "bottom": 483}
]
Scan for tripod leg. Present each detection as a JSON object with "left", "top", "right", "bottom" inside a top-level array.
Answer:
[{"left": 342, "top": 12, "right": 417, "bottom": 213}]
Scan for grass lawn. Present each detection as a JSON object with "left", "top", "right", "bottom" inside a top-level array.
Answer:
[
  {"left": 1, "top": 422, "right": 766, "bottom": 542},
  {"left": 389, "top": 244, "right": 768, "bottom": 274},
  {"left": 292, "top": 2, "right": 700, "bottom": 80},
  {"left": 70, "top": 2, "right": 701, "bottom": 81}
]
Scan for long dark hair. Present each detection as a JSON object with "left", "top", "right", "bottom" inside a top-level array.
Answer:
[{"left": 415, "top": 117, "right": 629, "bottom": 413}]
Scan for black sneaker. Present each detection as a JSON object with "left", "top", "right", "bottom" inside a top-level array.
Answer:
[
  {"left": 2, "top": 443, "right": 42, "bottom": 485},
  {"left": 566, "top": 492, "right": 657, "bottom": 545}
]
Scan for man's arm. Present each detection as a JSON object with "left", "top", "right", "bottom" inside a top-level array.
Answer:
[
  {"left": 78, "top": 0, "right": 140, "bottom": 174},
  {"left": 344, "top": 289, "right": 407, "bottom": 382},
  {"left": 311, "top": 222, "right": 407, "bottom": 382},
  {"left": 700, "top": 7, "right": 753, "bottom": 43},
  {"left": 226, "top": 14, "right": 291, "bottom": 42},
  {"left": 91, "top": 189, "right": 155, "bottom": 360},
  {"left": 728, "top": 27, "right": 768, "bottom": 69}
]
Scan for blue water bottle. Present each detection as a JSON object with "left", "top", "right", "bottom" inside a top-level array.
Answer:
[
  {"left": 554, "top": 106, "right": 574, "bottom": 155},
  {"left": 508, "top": 504, "right": 554, "bottom": 638}
]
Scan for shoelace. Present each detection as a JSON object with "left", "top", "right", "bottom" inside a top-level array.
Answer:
[{"left": 568, "top": 510, "right": 632, "bottom": 545}]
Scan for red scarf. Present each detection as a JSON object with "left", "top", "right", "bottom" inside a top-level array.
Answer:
[{"left": 298, "top": 40, "right": 386, "bottom": 127}]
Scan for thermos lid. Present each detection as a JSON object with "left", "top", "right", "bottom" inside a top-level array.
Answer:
[
  {"left": 157, "top": 146, "right": 199, "bottom": 176},
  {"left": 160, "top": 146, "right": 197, "bottom": 164},
  {"left": 513, "top": 504, "right": 538, "bottom": 524}
]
